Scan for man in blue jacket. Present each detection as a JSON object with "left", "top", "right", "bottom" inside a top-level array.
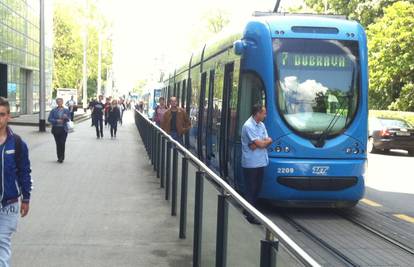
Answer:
[{"left": 0, "top": 97, "right": 32, "bottom": 266}]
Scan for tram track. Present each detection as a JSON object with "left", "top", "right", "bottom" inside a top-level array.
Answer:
[
  {"left": 281, "top": 213, "right": 360, "bottom": 267},
  {"left": 336, "top": 211, "right": 414, "bottom": 257},
  {"left": 268, "top": 208, "right": 414, "bottom": 266}
]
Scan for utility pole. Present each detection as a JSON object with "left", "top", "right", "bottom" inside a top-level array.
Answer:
[
  {"left": 39, "top": 0, "right": 46, "bottom": 132},
  {"left": 82, "top": 0, "right": 88, "bottom": 109}
]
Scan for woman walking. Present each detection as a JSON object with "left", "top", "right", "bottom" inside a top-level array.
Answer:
[
  {"left": 48, "top": 98, "right": 71, "bottom": 163},
  {"left": 107, "top": 99, "right": 121, "bottom": 138}
]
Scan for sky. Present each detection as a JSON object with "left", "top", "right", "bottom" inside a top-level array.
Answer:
[{"left": 103, "top": 0, "right": 304, "bottom": 92}]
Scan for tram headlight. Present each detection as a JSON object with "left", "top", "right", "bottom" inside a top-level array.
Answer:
[
  {"left": 275, "top": 146, "right": 282, "bottom": 153},
  {"left": 284, "top": 146, "right": 290, "bottom": 153},
  {"left": 353, "top": 148, "right": 359, "bottom": 154},
  {"left": 346, "top": 147, "right": 352, "bottom": 154}
]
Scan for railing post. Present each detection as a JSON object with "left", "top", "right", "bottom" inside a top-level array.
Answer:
[
  {"left": 165, "top": 140, "right": 171, "bottom": 200},
  {"left": 160, "top": 136, "right": 165, "bottom": 188},
  {"left": 260, "top": 230, "right": 279, "bottom": 267},
  {"left": 147, "top": 122, "right": 150, "bottom": 154},
  {"left": 179, "top": 157, "right": 188, "bottom": 239},
  {"left": 193, "top": 171, "right": 204, "bottom": 267},
  {"left": 150, "top": 126, "right": 153, "bottom": 165},
  {"left": 153, "top": 127, "right": 156, "bottom": 165},
  {"left": 152, "top": 127, "right": 156, "bottom": 169},
  {"left": 215, "top": 193, "right": 229, "bottom": 267},
  {"left": 171, "top": 146, "right": 178, "bottom": 216},
  {"left": 145, "top": 121, "right": 149, "bottom": 153},
  {"left": 154, "top": 129, "right": 158, "bottom": 171},
  {"left": 156, "top": 131, "right": 161, "bottom": 177}
]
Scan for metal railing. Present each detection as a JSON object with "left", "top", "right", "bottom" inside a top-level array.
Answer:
[{"left": 134, "top": 110, "right": 320, "bottom": 267}]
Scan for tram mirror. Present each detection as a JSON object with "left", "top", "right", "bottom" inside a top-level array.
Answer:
[{"left": 233, "top": 40, "right": 245, "bottom": 55}]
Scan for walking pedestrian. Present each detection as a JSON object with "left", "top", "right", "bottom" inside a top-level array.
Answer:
[
  {"left": 118, "top": 98, "right": 126, "bottom": 125},
  {"left": 91, "top": 95, "right": 105, "bottom": 138},
  {"left": 107, "top": 99, "right": 120, "bottom": 138},
  {"left": 0, "top": 97, "right": 32, "bottom": 267},
  {"left": 152, "top": 96, "right": 167, "bottom": 127},
  {"left": 65, "top": 95, "right": 76, "bottom": 121},
  {"left": 48, "top": 98, "right": 71, "bottom": 163},
  {"left": 88, "top": 98, "right": 95, "bottom": 127},
  {"left": 161, "top": 96, "right": 191, "bottom": 144},
  {"left": 104, "top": 97, "right": 111, "bottom": 127},
  {"left": 241, "top": 103, "right": 272, "bottom": 224}
]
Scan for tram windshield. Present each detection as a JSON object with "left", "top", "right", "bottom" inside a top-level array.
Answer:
[{"left": 273, "top": 39, "right": 359, "bottom": 139}]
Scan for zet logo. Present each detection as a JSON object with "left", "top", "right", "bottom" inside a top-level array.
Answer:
[{"left": 312, "top": 166, "right": 330, "bottom": 176}]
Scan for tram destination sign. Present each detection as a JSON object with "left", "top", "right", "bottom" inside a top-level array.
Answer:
[{"left": 280, "top": 52, "right": 352, "bottom": 69}]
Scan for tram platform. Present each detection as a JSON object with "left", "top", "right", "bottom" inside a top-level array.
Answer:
[{"left": 10, "top": 111, "right": 192, "bottom": 267}]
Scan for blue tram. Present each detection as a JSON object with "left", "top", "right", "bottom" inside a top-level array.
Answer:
[{"left": 162, "top": 13, "right": 368, "bottom": 207}]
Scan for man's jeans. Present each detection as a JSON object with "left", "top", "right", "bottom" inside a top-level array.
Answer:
[
  {"left": 0, "top": 203, "right": 19, "bottom": 267},
  {"left": 171, "top": 131, "right": 183, "bottom": 144}
]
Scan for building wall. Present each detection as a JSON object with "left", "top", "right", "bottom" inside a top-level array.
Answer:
[{"left": 0, "top": 0, "right": 52, "bottom": 115}]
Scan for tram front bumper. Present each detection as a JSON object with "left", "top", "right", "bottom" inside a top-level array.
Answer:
[{"left": 259, "top": 157, "right": 366, "bottom": 206}]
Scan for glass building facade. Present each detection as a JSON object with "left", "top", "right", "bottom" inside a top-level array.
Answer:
[{"left": 0, "top": 0, "right": 52, "bottom": 115}]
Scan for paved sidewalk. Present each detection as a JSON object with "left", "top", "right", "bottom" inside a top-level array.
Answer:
[{"left": 10, "top": 111, "right": 192, "bottom": 267}]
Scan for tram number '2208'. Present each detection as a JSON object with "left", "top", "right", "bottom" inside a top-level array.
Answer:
[{"left": 277, "top": 168, "right": 295, "bottom": 174}]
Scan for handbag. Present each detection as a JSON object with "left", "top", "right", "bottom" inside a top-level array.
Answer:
[{"left": 66, "top": 120, "right": 75, "bottom": 133}]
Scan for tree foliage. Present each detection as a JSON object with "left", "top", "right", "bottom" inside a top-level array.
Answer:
[
  {"left": 53, "top": 4, "right": 83, "bottom": 91},
  {"left": 304, "top": 0, "right": 399, "bottom": 27},
  {"left": 206, "top": 9, "right": 230, "bottom": 34},
  {"left": 367, "top": 1, "right": 414, "bottom": 111},
  {"left": 53, "top": 0, "right": 113, "bottom": 100}
]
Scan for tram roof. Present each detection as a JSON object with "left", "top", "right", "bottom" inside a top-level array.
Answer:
[{"left": 163, "top": 13, "right": 361, "bottom": 82}]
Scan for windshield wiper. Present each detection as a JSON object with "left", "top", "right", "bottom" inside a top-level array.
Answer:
[
  {"left": 315, "top": 66, "right": 356, "bottom": 147},
  {"left": 314, "top": 96, "right": 347, "bottom": 147}
]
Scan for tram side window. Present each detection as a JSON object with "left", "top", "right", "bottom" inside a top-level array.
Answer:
[
  {"left": 181, "top": 80, "right": 186, "bottom": 109},
  {"left": 200, "top": 72, "right": 209, "bottom": 159},
  {"left": 209, "top": 66, "right": 224, "bottom": 167},
  {"left": 176, "top": 82, "right": 181, "bottom": 106},
  {"left": 237, "top": 72, "right": 265, "bottom": 137},
  {"left": 189, "top": 75, "right": 200, "bottom": 150}
]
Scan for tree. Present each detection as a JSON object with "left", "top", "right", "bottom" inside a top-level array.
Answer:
[
  {"left": 367, "top": 1, "right": 414, "bottom": 111},
  {"left": 304, "top": 0, "right": 399, "bottom": 26},
  {"left": 206, "top": 9, "right": 230, "bottom": 34},
  {"left": 53, "top": 0, "right": 113, "bottom": 99},
  {"left": 52, "top": 4, "right": 83, "bottom": 91}
]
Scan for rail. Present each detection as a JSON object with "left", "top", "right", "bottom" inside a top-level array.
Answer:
[{"left": 134, "top": 109, "right": 320, "bottom": 267}]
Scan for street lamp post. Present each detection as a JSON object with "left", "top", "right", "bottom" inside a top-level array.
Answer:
[{"left": 39, "top": 0, "right": 46, "bottom": 132}]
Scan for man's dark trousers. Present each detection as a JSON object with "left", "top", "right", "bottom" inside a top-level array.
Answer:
[
  {"left": 52, "top": 126, "right": 67, "bottom": 161},
  {"left": 95, "top": 116, "right": 103, "bottom": 137},
  {"left": 243, "top": 167, "right": 264, "bottom": 207}
]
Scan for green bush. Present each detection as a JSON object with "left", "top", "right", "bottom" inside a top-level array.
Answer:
[{"left": 369, "top": 110, "right": 414, "bottom": 126}]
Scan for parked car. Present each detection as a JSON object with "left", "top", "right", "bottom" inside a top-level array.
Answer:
[{"left": 368, "top": 117, "right": 414, "bottom": 156}]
